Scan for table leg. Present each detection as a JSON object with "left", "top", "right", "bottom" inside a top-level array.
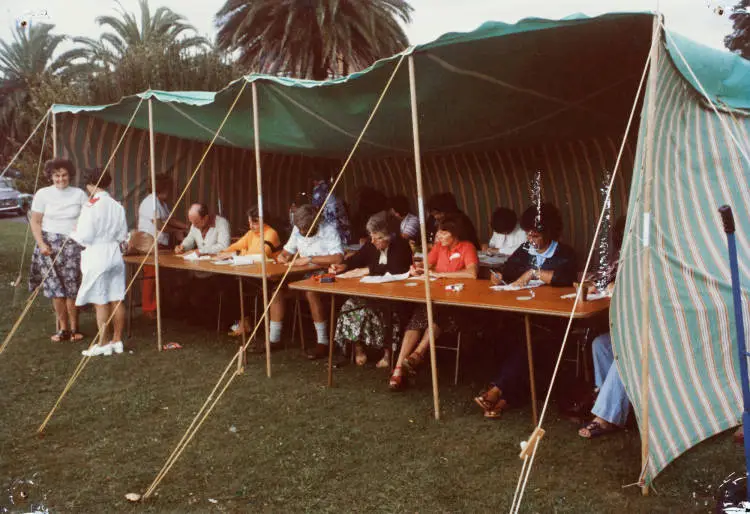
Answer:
[
  {"left": 525, "top": 315, "right": 538, "bottom": 425},
  {"left": 328, "top": 296, "right": 335, "bottom": 388},
  {"left": 238, "top": 277, "right": 246, "bottom": 374}
]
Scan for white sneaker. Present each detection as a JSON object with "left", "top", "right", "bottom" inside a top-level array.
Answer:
[
  {"left": 111, "top": 341, "right": 124, "bottom": 354},
  {"left": 82, "top": 343, "right": 114, "bottom": 357}
]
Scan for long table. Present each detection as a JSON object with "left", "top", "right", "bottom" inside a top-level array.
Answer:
[
  {"left": 288, "top": 275, "right": 609, "bottom": 424},
  {"left": 123, "top": 253, "right": 318, "bottom": 365}
]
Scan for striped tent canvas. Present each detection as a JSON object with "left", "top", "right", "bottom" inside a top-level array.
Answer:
[{"left": 612, "top": 39, "right": 750, "bottom": 485}]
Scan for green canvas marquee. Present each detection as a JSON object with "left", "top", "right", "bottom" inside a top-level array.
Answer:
[{"left": 50, "top": 11, "right": 750, "bottom": 486}]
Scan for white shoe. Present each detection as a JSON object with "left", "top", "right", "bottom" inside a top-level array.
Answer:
[
  {"left": 111, "top": 341, "right": 124, "bottom": 354},
  {"left": 82, "top": 343, "right": 114, "bottom": 357}
]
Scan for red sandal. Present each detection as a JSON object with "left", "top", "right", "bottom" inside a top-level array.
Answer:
[{"left": 389, "top": 367, "right": 406, "bottom": 390}]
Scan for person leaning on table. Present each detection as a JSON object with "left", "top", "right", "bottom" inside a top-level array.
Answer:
[
  {"left": 275, "top": 204, "right": 344, "bottom": 358},
  {"left": 28, "top": 158, "right": 88, "bottom": 342},
  {"left": 389, "top": 213, "right": 479, "bottom": 390},
  {"left": 475, "top": 203, "right": 577, "bottom": 418},
  {"left": 174, "top": 203, "right": 230, "bottom": 256},
  {"left": 329, "top": 211, "right": 413, "bottom": 368},
  {"left": 216, "top": 205, "right": 281, "bottom": 260},
  {"left": 214, "top": 205, "right": 282, "bottom": 337}
]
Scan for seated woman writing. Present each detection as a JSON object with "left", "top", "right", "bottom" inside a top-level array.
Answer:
[
  {"left": 329, "top": 211, "right": 413, "bottom": 367},
  {"left": 389, "top": 214, "right": 478, "bottom": 390},
  {"left": 216, "top": 205, "right": 281, "bottom": 259},
  {"left": 476, "top": 203, "right": 577, "bottom": 418}
]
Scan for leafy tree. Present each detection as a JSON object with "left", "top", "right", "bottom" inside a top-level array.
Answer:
[
  {"left": 84, "top": 43, "right": 236, "bottom": 104},
  {"left": 0, "top": 23, "right": 72, "bottom": 173},
  {"left": 215, "top": 0, "right": 413, "bottom": 80},
  {"left": 725, "top": 0, "right": 750, "bottom": 58},
  {"left": 60, "top": 0, "right": 210, "bottom": 75}
]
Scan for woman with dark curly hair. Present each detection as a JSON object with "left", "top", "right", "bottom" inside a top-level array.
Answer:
[
  {"left": 475, "top": 203, "right": 578, "bottom": 418},
  {"left": 493, "top": 203, "right": 577, "bottom": 288},
  {"left": 29, "top": 158, "right": 88, "bottom": 342}
]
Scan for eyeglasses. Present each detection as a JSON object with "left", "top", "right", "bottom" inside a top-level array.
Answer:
[{"left": 370, "top": 234, "right": 389, "bottom": 242}]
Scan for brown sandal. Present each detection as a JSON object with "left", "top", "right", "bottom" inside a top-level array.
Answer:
[
  {"left": 402, "top": 352, "right": 424, "bottom": 374},
  {"left": 51, "top": 330, "right": 71, "bottom": 342},
  {"left": 474, "top": 393, "right": 494, "bottom": 411}
]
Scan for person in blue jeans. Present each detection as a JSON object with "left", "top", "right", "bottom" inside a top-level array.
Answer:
[
  {"left": 578, "top": 331, "right": 630, "bottom": 438},
  {"left": 579, "top": 216, "right": 629, "bottom": 438}
]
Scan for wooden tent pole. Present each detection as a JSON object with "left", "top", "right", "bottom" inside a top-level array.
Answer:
[
  {"left": 252, "top": 82, "right": 272, "bottom": 378},
  {"left": 408, "top": 54, "right": 440, "bottom": 420},
  {"left": 51, "top": 111, "right": 57, "bottom": 158},
  {"left": 148, "top": 97, "right": 163, "bottom": 351},
  {"left": 639, "top": 15, "right": 661, "bottom": 495}
]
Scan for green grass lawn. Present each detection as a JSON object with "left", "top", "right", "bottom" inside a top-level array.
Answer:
[{"left": 0, "top": 218, "right": 743, "bottom": 513}]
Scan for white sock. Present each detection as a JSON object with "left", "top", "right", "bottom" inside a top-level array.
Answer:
[
  {"left": 314, "top": 321, "right": 328, "bottom": 345},
  {"left": 270, "top": 321, "right": 282, "bottom": 344}
]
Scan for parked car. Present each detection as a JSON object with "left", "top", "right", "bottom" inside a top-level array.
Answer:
[{"left": 0, "top": 175, "right": 32, "bottom": 216}]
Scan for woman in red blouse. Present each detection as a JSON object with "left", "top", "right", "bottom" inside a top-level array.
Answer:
[{"left": 389, "top": 214, "right": 478, "bottom": 390}]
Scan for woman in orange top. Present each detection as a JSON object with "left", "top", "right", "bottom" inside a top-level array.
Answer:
[
  {"left": 216, "top": 206, "right": 281, "bottom": 259},
  {"left": 389, "top": 214, "right": 478, "bottom": 390}
]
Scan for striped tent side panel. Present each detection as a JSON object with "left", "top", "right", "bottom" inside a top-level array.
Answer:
[{"left": 612, "top": 41, "right": 750, "bottom": 484}]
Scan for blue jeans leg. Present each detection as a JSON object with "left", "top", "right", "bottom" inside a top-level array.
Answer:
[
  {"left": 591, "top": 333, "right": 629, "bottom": 426},
  {"left": 592, "top": 333, "right": 613, "bottom": 389}
]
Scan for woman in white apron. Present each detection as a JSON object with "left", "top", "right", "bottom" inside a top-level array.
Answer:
[{"left": 72, "top": 168, "right": 128, "bottom": 357}]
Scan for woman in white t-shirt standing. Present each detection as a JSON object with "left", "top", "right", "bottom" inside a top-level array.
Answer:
[{"left": 29, "top": 158, "right": 88, "bottom": 342}]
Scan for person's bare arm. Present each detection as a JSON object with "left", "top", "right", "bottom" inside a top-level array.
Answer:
[
  {"left": 30, "top": 212, "right": 51, "bottom": 255},
  {"left": 433, "top": 264, "right": 478, "bottom": 280},
  {"left": 297, "top": 253, "right": 344, "bottom": 266}
]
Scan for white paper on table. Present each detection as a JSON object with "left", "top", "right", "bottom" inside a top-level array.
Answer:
[
  {"left": 490, "top": 279, "right": 544, "bottom": 292},
  {"left": 360, "top": 272, "right": 411, "bottom": 284},
  {"left": 231, "top": 254, "right": 271, "bottom": 266},
  {"left": 560, "top": 291, "right": 611, "bottom": 301},
  {"left": 213, "top": 259, "right": 233, "bottom": 266},
  {"left": 182, "top": 252, "right": 211, "bottom": 261},
  {"left": 338, "top": 268, "right": 369, "bottom": 279}
]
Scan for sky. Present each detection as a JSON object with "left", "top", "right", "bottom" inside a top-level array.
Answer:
[{"left": 0, "top": 0, "right": 738, "bottom": 54}]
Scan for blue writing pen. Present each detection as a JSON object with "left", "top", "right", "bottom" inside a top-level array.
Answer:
[{"left": 490, "top": 270, "right": 506, "bottom": 285}]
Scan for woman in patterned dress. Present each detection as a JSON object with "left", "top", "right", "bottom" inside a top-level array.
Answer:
[
  {"left": 28, "top": 159, "right": 88, "bottom": 342},
  {"left": 329, "top": 211, "right": 413, "bottom": 367}
]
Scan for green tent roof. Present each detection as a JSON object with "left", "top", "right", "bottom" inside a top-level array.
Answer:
[{"left": 51, "top": 12, "right": 750, "bottom": 158}]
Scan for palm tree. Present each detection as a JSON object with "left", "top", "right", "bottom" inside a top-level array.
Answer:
[
  {"left": 0, "top": 23, "right": 72, "bottom": 156},
  {"left": 215, "top": 0, "right": 413, "bottom": 80},
  {"left": 61, "top": 0, "right": 210, "bottom": 74}
]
